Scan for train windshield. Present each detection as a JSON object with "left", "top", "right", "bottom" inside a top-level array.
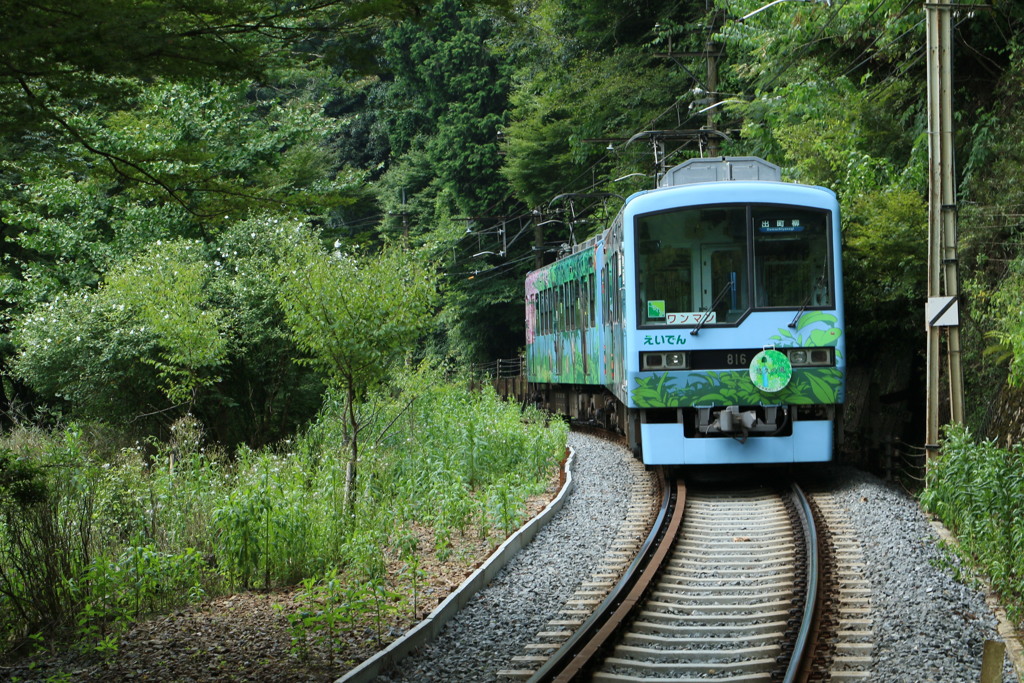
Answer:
[
  {"left": 636, "top": 204, "right": 832, "bottom": 326},
  {"left": 752, "top": 207, "right": 832, "bottom": 308}
]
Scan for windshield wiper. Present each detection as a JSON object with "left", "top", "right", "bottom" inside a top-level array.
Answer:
[
  {"left": 789, "top": 271, "right": 827, "bottom": 328},
  {"left": 691, "top": 279, "right": 735, "bottom": 336}
]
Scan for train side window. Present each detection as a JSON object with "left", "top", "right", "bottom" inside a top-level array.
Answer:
[
  {"left": 540, "top": 286, "right": 548, "bottom": 335},
  {"left": 555, "top": 285, "right": 560, "bottom": 333},
  {"left": 561, "top": 283, "right": 567, "bottom": 331},
  {"left": 602, "top": 266, "right": 609, "bottom": 323},
  {"left": 578, "top": 279, "right": 584, "bottom": 329},
  {"left": 537, "top": 290, "right": 542, "bottom": 335},
  {"left": 571, "top": 281, "right": 576, "bottom": 330},
  {"left": 589, "top": 272, "right": 596, "bottom": 327},
  {"left": 574, "top": 279, "right": 582, "bottom": 330},
  {"left": 585, "top": 273, "right": 591, "bottom": 328},
  {"left": 610, "top": 253, "right": 618, "bottom": 323},
  {"left": 560, "top": 283, "right": 567, "bottom": 331},
  {"left": 559, "top": 285, "right": 563, "bottom": 332},
  {"left": 605, "top": 260, "right": 612, "bottom": 322},
  {"left": 547, "top": 287, "right": 552, "bottom": 334},
  {"left": 565, "top": 282, "right": 570, "bottom": 331},
  {"left": 581, "top": 274, "right": 587, "bottom": 328},
  {"left": 543, "top": 288, "right": 550, "bottom": 334},
  {"left": 554, "top": 286, "right": 560, "bottom": 333},
  {"left": 609, "top": 253, "right": 619, "bottom": 322},
  {"left": 568, "top": 282, "right": 575, "bottom": 331},
  {"left": 544, "top": 288, "right": 550, "bottom": 334}
]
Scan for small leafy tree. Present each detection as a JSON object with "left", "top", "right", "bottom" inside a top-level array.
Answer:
[
  {"left": 105, "top": 240, "right": 228, "bottom": 409},
  {"left": 276, "top": 231, "right": 437, "bottom": 514}
]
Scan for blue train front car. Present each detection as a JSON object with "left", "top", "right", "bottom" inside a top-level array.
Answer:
[{"left": 526, "top": 157, "right": 845, "bottom": 466}]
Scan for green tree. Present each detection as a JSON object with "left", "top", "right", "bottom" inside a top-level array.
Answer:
[
  {"left": 1, "top": 77, "right": 356, "bottom": 436},
  {"left": 362, "top": 0, "right": 524, "bottom": 361},
  {"left": 10, "top": 289, "right": 164, "bottom": 424},
  {"left": 276, "top": 232, "right": 438, "bottom": 513},
  {"left": 104, "top": 241, "right": 228, "bottom": 409},
  {"left": 373, "top": 0, "right": 512, "bottom": 226},
  {"left": 9, "top": 219, "right": 326, "bottom": 446},
  {"left": 10, "top": 239, "right": 228, "bottom": 425}
]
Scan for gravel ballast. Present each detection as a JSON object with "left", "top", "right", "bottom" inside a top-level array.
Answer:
[
  {"left": 373, "top": 432, "right": 647, "bottom": 682},
  {"left": 818, "top": 465, "right": 1018, "bottom": 682},
  {"left": 372, "top": 436, "right": 1021, "bottom": 682}
]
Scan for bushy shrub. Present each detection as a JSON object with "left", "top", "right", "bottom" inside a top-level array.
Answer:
[
  {"left": 211, "top": 446, "right": 338, "bottom": 589},
  {"left": 72, "top": 545, "right": 220, "bottom": 651},
  {"left": 0, "top": 426, "right": 100, "bottom": 641},
  {"left": 318, "top": 364, "right": 567, "bottom": 549},
  {"left": 920, "top": 424, "right": 1024, "bottom": 625},
  {"left": 9, "top": 218, "right": 324, "bottom": 448}
]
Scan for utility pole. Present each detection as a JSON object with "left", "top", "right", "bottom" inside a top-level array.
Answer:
[
  {"left": 706, "top": 39, "right": 720, "bottom": 156},
  {"left": 533, "top": 211, "right": 544, "bottom": 268},
  {"left": 925, "top": 0, "right": 964, "bottom": 455},
  {"left": 400, "top": 188, "right": 409, "bottom": 243}
]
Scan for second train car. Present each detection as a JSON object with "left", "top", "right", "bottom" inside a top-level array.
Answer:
[{"left": 525, "top": 156, "right": 845, "bottom": 465}]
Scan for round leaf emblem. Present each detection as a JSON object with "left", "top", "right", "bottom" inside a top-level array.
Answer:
[{"left": 749, "top": 349, "right": 792, "bottom": 393}]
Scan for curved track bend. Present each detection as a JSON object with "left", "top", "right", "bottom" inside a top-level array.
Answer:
[{"left": 529, "top": 478, "right": 821, "bottom": 682}]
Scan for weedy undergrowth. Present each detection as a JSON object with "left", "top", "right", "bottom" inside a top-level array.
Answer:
[
  {"left": 0, "top": 365, "right": 566, "bottom": 660},
  {"left": 921, "top": 424, "right": 1024, "bottom": 626}
]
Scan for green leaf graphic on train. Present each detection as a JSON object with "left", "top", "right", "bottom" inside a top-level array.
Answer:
[
  {"left": 632, "top": 374, "right": 679, "bottom": 407},
  {"left": 769, "top": 312, "right": 844, "bottom": 359},
  {"left": 775, "top": 368, "right": 843, "bottom": 404},
  {"left": 694, "top": 371, "right": 766, "bottom": 404},
  {"left": 631, "top": 367, "right": 843, "bottom": 407},
  {"left": 806, "top": 371, "right": 841, "bottom": 403}
]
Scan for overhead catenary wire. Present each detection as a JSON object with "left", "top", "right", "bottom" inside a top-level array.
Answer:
[
  {"left": 430, "top": 0, "right": 935, "bottom": 279},
  {"left": 443, "top": 10, "right": 733, "bottom": 267}
]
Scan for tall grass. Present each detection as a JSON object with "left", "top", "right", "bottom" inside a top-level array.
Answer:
[
  {"left": 0, "top": 366, "right": 567, "bottom": 656},
  {"left": 920, "top": 424, "right": 1024, "bottom": 625}
]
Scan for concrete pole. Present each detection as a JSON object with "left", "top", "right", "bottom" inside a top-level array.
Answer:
[
  {"left": 925, "top": 0, "right": 964, "bottom": 457},
  {"left": 706, "top": 41, "right": 720, "bottom": 157}
]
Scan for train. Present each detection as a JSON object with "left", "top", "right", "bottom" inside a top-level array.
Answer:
[{"left": 524, "top": 156, "right": 845, "bottom": 465}]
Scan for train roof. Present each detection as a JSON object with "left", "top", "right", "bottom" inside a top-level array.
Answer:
[
  {"left": 622, "top": 156, "right": 837, "bottom": 210},
  {"left": 625, "top": 178, "right": 837, "bottom": 209},
  {"left": 658, "top": 156, "right": 782, "bottom": 186}
]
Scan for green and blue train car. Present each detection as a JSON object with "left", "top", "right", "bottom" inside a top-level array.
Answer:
[{"left": 525, "top": 157, "right": 845, "bottom": 465}]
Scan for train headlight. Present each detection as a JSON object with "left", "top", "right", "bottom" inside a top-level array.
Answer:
[
  {"left": 809, "top": 349, "right": 832, "bottom": 365},
  {"left": 642, "top": 353, "right": 663, "bottom": 370},
  {"left": 665, "top": 352, "right": 688, "bottom": 368},
  {"left": 641, "top": 351, "right": 689, "bottom": 370},
  {"left": 786, "top": 348, "right": 833, "bottom": 366}
]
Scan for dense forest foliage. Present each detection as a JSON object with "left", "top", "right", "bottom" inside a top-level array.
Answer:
[
  {"left": 2, "top": 0, "right": 1023, "bottom": 450},
  {"left": 3, "top": 0, "right": 1024, "bottom": 669}
]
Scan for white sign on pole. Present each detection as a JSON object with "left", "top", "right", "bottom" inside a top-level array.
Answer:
[{"left": 927, "top": 296, "right": 959, "bottom": 328}]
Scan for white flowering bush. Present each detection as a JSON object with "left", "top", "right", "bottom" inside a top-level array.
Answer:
[{"left": 11, "top": 290, "right": 164, "bottom": 421}]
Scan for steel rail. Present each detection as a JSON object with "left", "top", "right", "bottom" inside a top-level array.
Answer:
[
  {"left": 785, "top": 481, "right": 821, "bottom": 683},
  {"left": 527, "top": 472, "right": 685, "bottom": 683}
]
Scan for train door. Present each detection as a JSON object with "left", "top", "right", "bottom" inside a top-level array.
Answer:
[{"left": 700, "top": 246, "right": 746, "bottom": 322}]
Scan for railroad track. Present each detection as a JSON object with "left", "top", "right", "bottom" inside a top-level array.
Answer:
[
  {"left": 805, "top": 491, "right": 874, "bottom": 681},
  {"left": 524, "top": 477, "right": 823, "bottom": 682}
]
